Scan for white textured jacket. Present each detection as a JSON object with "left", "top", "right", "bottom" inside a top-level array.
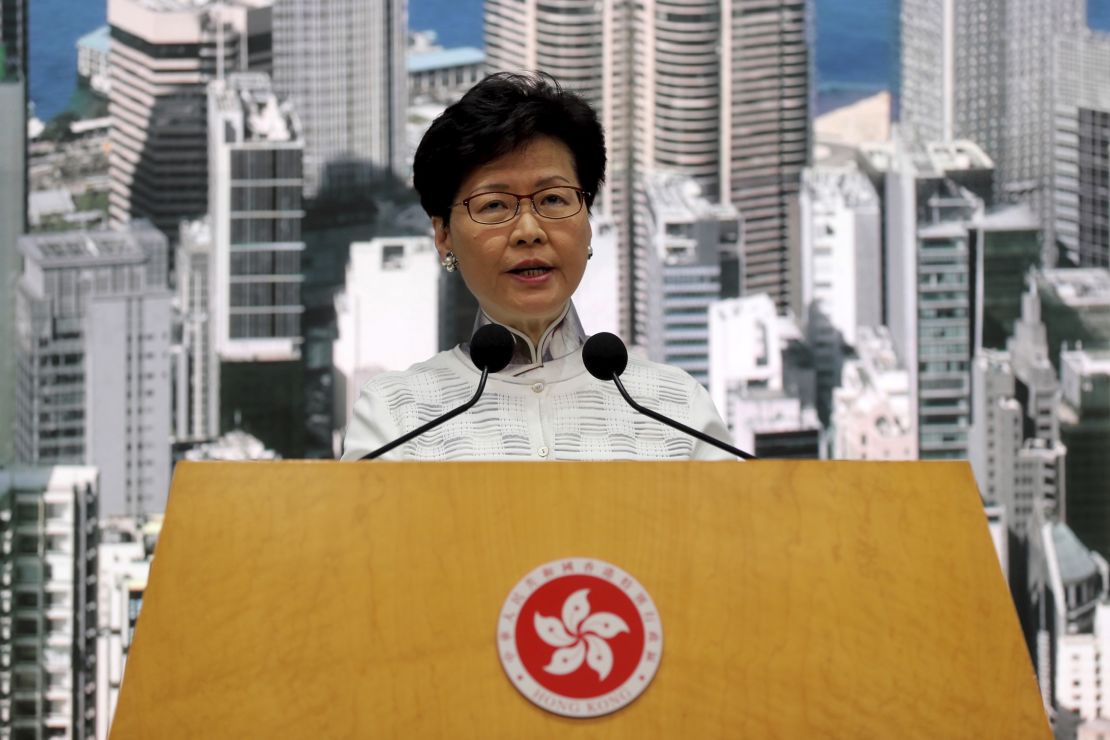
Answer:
[{"left": 340, "top": 304, "right": 734, "bottom": 461}]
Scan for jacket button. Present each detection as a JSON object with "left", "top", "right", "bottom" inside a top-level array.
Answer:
[
  {"left": 537, "top": 446, "right": 549, "bottom": 457},
  {"left": 532, "top": 382, "right": 545, "bottom": 393}
]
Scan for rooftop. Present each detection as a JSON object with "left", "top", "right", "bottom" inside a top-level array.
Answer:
[
  {"left": 644, "top": 173, "right": 738, "bottom": 223},
  {"left": 129, "top": 0, "right": 268, "bottom": 11},
  {"left": 1041, "top": 268, "right": 1110, "bottom": 307},
  {"left": 77, "top": 25, "right": 111, "bottom": 54},
  {"left": 917, "top": 221, "right": 971, "bottom": 240},
  {"left": 28, "top": 189, "right": 76, "bottom": 225},
  {"left": 184, "top": 430, "right": 278, "bottom": 461},
  {"left": 210, "top": 73, "right": 302, "bottom": 144},
  {"left": 408, "top": 47, "right": 485, "bottom": 73},
  {"left": 1050, "top": 522, "right": 1101, "bottom": 585},
  {"left": 924, "top": 140, "right": 994, "bottom": 173},
  {"left": 1061, "top": 348, "right": 1110, "bottom": 376},
  {"left": 802, "top": 162, "right": 879, "bottom": 210},
  {"left": 18, "top": 223, "right": 163, "bottom": 265},
  {"left": 130, "top": 0, "right": 214, "bottom": 12},
  {"left": 976, "top": 203, "right": 1041, "bottom": 232},
  {"left": 859, "top": 137, "right": 994, "bottom": 177}
]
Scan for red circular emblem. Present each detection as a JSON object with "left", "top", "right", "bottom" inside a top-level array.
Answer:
[{"left": 496, "top": 558, "right": 663, "bottom": 718}]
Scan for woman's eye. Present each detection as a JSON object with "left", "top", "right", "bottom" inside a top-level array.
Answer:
[
  {"left": 478, "top": 199, "right": 509, "bottom": 212},
  {"left": 542, "top": 194, "right": 569, "bottom": 206}
]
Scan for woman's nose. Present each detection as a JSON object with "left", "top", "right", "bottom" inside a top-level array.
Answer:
[{"left": 511, "top": 202, "right": 547, "bottom": 245}]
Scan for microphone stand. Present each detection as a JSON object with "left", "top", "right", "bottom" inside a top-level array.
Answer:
[
  {"left": 608, "top": 372, "right": 757, "bottom": 461},
  {"left": 360, "top": 368, "right": 491, "bottom": 461}
]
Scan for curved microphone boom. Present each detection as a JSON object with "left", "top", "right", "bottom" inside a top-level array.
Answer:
[
  {"left": 360, "top": 324, "right": 515, "bottom": 460},
  {"left": 582, "top": 332, "right": 757, "bottom": 460}
]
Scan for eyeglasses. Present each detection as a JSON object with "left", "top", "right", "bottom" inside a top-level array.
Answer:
[{"left": 453, "top": 186, "right": 589, "bottom": 225}]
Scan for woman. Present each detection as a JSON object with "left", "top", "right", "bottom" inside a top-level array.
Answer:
[{"left": 341, "top": 73, "right": 733, "bottom": 461}]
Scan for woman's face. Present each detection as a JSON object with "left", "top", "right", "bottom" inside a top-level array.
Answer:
[{"left": 433, "top": 136, "right": 592, "bottom": 342}]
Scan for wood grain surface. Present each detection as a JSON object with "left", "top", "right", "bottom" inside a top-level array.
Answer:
[{"left": 111, "top": 460, "right": 1049, "bottom": 739}]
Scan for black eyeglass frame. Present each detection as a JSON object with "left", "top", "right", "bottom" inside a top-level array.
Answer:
[{"left": 451, "top": 186, "right": 591, "bottom": 225}]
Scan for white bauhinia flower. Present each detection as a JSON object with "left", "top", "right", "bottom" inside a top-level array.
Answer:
[{"left": 535, "top": 588, "right": 630, "bottom": 680}]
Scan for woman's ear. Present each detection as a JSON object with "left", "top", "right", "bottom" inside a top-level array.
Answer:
[{"left": 432, "top": 216, "right": 452, "bottom": 260}]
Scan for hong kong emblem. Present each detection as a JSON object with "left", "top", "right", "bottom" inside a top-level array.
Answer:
[{"left": 496, "top": 557, "right": 663, "bottom": 718}]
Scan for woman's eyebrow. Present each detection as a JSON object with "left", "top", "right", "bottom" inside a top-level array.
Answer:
[{"left": 469, "top": 175, "right": 574, "bottom": 193}]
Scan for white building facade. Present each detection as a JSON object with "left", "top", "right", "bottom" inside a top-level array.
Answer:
[
  {"left": 208, "top": 73, "right": 305, "bottom": 363},
  {"left": 0, "top": 467, "right": 99, "bottom": 739},
  {"left": 831, "top": 326, "right": 916, "bottom": 460},
  {"left": 95, "top": 519, "right": 153, "bottom": 740},
  {"left": 14, "top": 227, "right": 173, "bottom": 517},
  {"left": 333, "top": 236, "right": 443, "bottom": 430},
  {"left": 708, "top": 293, "right": 784, "bottom": 427},
  {"left": 797, "top": 163, "right": 881, "bottom": 347}
]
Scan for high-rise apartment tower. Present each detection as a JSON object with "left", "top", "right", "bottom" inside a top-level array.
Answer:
[
  {"left": 107, "top": 0, "right": 273, "bottom": 241},
  {"left": 272, "top": 0, "right": 406, "bottom": 198},
  {"left": 900, "top": 0, "right": 1090, "bottom": 253},
  {"left": 485, "top": 0, "right": 811, "bottom": 336}
]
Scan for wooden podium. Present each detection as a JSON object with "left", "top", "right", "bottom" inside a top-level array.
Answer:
[{"left": 111, "top": 461, "right": 1049, "bottom": 738}]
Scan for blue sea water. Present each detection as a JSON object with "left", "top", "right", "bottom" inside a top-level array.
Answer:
[{"left": 27, "top": 0, "right": 1110, "bottom": 123}]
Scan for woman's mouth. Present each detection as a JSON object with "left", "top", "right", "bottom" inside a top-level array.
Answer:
[{"left": 509, "top": 266, "right": 552, "bottom": 278}]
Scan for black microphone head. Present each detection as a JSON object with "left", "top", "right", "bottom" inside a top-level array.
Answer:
[
  {"left": 470, "top": 324, "right": 515, "bottom": 373},
  {"left": 582, "top": 332, "right": 629, "bottom": 381}
]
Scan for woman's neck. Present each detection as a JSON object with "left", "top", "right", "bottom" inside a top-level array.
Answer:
[{"left": 487, "top": 305, "right": 568, "bottom": 349}]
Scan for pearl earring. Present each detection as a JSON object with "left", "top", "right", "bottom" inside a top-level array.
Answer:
[
  {"left": 587, "top": 245, "right": 593, "bottom": 260},
  {"left": 441, "top": 251, "right": 458, "bottom": 272}
]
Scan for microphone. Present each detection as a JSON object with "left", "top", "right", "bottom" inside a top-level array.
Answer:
[
  {"left": 582, "top": 332, "right": 757, "bottom": 460},
  {"left": 360, "top": 323, "right": 515, "bottom": 460}
]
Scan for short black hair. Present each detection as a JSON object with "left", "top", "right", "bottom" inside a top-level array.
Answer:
[{"left": 413, "top": 72, "right": 607, "bottom": 224}]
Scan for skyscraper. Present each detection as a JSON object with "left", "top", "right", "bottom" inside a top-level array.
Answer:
[
  {"left": 899, "top": 0, "right": 1089, "bottom": 250},
  {"left": 14, "top": 226, "right": 173, "bottom": 517},
  {"left": 1003, "top": 0, "right": 1085, "bottom": 229},
  {"left": 708, "top": 291, "right": 819, "bottom": 454},
  {"left": 797, "top": 163, "right": 881, "bottom": 420},
  {"left": 175, "top": 219, "right": 220, "bottom": 444},
  {"left": 484, "top": 0, "right": 810, "bottom": 334},
  {"left": 975, "top": 205, "right": 1042, "bottom": 351},
  {"left": 272, "top": 0, "right": 406, "bottom": 198},
  {"left": 0, "top": 86, "right": 23, "bottom": 465},
  {"left": 1034, "top": 268, "right": 1110, "bottom": 372},
  {"left": 1054, "top": 31, "right": 1110, "bottom": 268},
  {"left": 1058, "top": 349, "right": 1110, "bottom": 559},
  {"left": 638, "top": 173, "right": 740, "bottom": 386},
  {"left": 899, "top": 0, "right": 1007, "bottom": 158},
  {"left": 0, "top": 0, "right": 26, "bottom": 466},
  {"left": 206, "top": 72, "right": 307, "bottom": 457},
  {"left": 969, "top": 350, "right": 1066, "bottom": 532},
  {"left": 0, "top": 466, "right": 100, "bottom": 739},
  {"left": 0, "top": 0, "right": 27, "bottom": 81},
  {"left": 797, "top": 164, "right": 882, "bottom": 347},
  {"left": 882, "top": 138, "right": 992, "bottom": 459},
  {"left": 207, "top": 73, "right": 305, "bottom": 362},
  {"left": 107, "top": 0, "right": 273, "bottom": 241}
]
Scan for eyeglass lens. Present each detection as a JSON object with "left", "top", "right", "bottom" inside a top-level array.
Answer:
[{"left": 466, "top": 187, "right": 583, "bottom": 224}]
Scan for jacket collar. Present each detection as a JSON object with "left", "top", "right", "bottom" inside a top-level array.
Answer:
[{"left": 468, "top": 301, "right": 587, "bottom": 376}]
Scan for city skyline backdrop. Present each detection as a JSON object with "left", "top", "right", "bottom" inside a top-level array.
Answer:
[
  {"left": 32, "top": 0, "right": 1110, "bottom": 123},
  {"left": 3, "top": 0, "right": 1110, "bottom": 736}
]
